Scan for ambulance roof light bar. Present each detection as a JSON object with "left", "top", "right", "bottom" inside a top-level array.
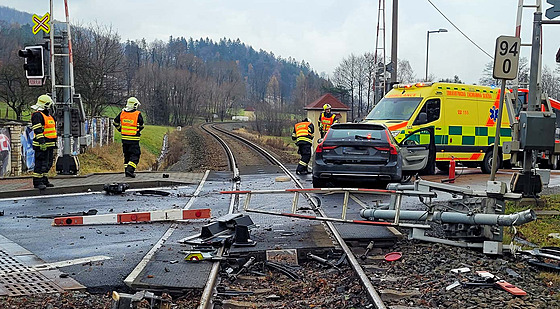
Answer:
[{"left": 393, "top": 82, "right": 434, "bottom": 89}]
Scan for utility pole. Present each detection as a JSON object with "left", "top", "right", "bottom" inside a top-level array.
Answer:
[{"left": 390, "top": 0, "right": 398, "bottom": 87}]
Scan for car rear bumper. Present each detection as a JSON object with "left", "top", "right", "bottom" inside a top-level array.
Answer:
[{"left": 312, "top": 160, "right": 402, "bottom": 181}]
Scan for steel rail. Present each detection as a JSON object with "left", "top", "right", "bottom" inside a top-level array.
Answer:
[
  {"left": 208, "top": 123, "right": 386, "bottom": 309},
  {"left": 198, "top": 123, "right": 240, "bottom": 309}
]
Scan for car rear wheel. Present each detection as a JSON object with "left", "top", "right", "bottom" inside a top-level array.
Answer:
[{"left": 312, "top": 177, "right": 327, "bottom": 188}]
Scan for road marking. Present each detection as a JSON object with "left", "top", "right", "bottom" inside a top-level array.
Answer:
[
  {"left": 124, "top": 170, "right": 210, "bottom": 286},
  {"left": 32, "top": 255, "right": 111, "bottom": 271}
]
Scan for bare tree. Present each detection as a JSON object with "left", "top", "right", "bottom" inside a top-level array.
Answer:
[
  {"left": 0, "top": 21, "right": 44, "bottom": 119},
  {"left": 364, "top": 52, "right": 377, "bottom": 112},
  {"left": 479, "top": 57, "right": 529, "bottom": 87},
  {"left": 333, "top": 54, "right": 359, "bottom": 120},
  {"left": 397, "top": 58, "right": 416, "bottom": 83},
  {"left": 0, "top": 57, "right": 42, "bottom": 120},
  {"left": 542, "top": 65, "right": 560, "bottom": 100},
  {"left": 72, "top": 23, "right": 126, "bottom": 117}
]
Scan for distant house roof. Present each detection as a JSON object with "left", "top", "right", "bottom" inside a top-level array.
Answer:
[
  {"left": 245, "top": 107, "right": 255, "bottom": 112},
  {"left": 305, "top": 93, "right": 350, "bottom": 111}
]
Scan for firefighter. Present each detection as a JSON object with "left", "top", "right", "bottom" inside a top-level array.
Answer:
[
  {"left": 30, "top": 94, "right": 57, "bottom": 190},
  {"left": 113, "top": 97, "right": 144, "bottom": 178},
  {"left": 292, "top": 118, "right": 314, "bottom": 175},
  {"left": 318, "top": 104, "right": 337, "bottom": 138}
]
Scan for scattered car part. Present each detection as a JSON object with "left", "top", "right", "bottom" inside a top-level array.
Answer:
[
  {"left": 228, "top": 257, "right": 255, "bottom": 282},
  {"left": 384, "top": 252, "right": 402, "bottom": 262},
  {"left": 308, "top": 253, "right": 340, "bottom": 271},
  {"left": 111, "top": 290, "right": 171, "bottom": 309},
  {"left": 360, "top": 241, "right": 375, "bottom": 260},
  {"left": 264, "top": 261, "right": 301, "bottom": 281},
  {"left": 527, "top": 258, "right": 560, "bottom": 271},
  {"left": 137, "top": 190, "right": 171, "bottom": 196},
  {"left": 103, "top": 183, "right": 129, "bottom": 195}
]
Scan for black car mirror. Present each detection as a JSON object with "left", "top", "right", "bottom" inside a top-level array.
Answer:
[{"left": 415, "top": 112, "right": 428, "bottom": 125}]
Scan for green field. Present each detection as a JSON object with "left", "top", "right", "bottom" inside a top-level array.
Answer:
[
  {"left": 112, "top": 124, "right": 173, "bottom": 155},
  {"left": 0, "top": 102, "right": 31, "bottom": 121}
]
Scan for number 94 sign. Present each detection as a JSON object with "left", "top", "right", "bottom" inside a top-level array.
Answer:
[{"left": 493, "top": 36, "right": 521, "bottom": 80}]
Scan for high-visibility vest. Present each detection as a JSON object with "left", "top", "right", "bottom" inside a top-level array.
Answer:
[
  {"left": 320, "top": 113, "right": 336, "bottom": 132},
  {"left": 294, "top": 121, "right": 313, "bottom": 144},
  {"left": 120, "top": 110, "right": 141, "bottom": 141},
  {"left": 32, "top": 111, "right": 57, "bottom": 147}
]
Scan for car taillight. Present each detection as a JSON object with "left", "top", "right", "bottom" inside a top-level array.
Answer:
[
  {"left": 316, "top": 143, "right": 337, "bottom": 153},
  {"left": 374, "top": 145, "right": 397, "bottom": 155},
  {"left": 382, "top": 130, "right": 398, "bottom": 155}
]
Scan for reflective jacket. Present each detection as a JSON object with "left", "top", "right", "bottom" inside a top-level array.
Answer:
[
  {"left": 114, "top": 110, "right": 144, "bottom": 141},
  {"left": 319, "top": 112, "right": 336, "bottom": 133},
  {"left": 292, "top": 121, "right": 314, "bottom": 144},
  {"left": 31, "top": 111, "right": 57, "bottom": 148}
]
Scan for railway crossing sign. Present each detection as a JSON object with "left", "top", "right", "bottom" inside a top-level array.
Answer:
[
  {"left": 493, "top": 36, "right": 521, "bottom": 80},
  {"left": 546, "top": 0, "right": 560, "bottom": 19},
  {"left": 32, "top": 13, "right": 51, "bottom": 34}
]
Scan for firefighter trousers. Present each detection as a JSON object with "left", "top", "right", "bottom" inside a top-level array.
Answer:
[
  {"left": 33, "top": 148, "right": 54, "bottom": 187},
  {"left": 122, "top": 141, "right": 141, "bottom": 172},
  {"left": 296, "top": 142, "right": 312, "bottom": 174}
]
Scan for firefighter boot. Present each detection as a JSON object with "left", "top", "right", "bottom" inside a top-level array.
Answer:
[
  {"left": 125, "top": 166, "right": 136, "bottom": 178},
  {"left": 42, "top": 176, "right": 54, "bottom": 188},
  {"left": 33, "top": 177, "right": 46, "bottom": 190}
]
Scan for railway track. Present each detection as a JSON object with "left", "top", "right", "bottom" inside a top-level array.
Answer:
[{"left": 199, "top": 123, "right": 386, "bottom": 309}]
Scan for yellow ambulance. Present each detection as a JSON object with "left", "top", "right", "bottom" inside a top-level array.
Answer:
[{"left": 363, "top": 82, "right": 511, "bottom": 173}]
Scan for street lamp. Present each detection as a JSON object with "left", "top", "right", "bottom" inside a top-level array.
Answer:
[{"left": 425, "top": 28, "right": 448, "bottom": 81}]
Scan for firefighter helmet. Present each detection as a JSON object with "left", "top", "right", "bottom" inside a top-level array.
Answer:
[
  {"left": 31, "top": 94, "right": 53, "bottom": 110},
  {"left": 125, "top": 97, "right": 141, "bottom": 111},
  {"left": 323, "top": 104, "right": 331, "bottom": 110}
]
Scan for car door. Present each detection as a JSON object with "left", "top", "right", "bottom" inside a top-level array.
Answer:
[{"left": 399, "top": 127, "right": 436, "bottom": 174}]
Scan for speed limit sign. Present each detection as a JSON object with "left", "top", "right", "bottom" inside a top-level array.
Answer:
[{"left": 493, "top": 36, "right": 521, "bottom": 80}]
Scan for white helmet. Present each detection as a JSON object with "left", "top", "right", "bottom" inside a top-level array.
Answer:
[
  {"left": 124, "top": 97, "right": 141, "bottom": 111},
  {"left": 31, "top": 94, "right": 53, "bottom": 111}
]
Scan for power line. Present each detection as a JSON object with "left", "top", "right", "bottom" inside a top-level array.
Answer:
[{"left": 426, "top": 0, "right": 494, "bottom": 60}]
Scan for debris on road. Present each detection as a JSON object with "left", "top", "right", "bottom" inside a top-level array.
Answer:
[{"left": 103, "top": 183, "right": 129, "bottom": 195}]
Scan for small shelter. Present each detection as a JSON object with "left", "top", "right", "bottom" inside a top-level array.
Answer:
[
  {"left": 304, "top": 94, "right": 350, "bottom": 147},
  {"left": 244, "top": 107, "right": 256, "bottom": 121}
]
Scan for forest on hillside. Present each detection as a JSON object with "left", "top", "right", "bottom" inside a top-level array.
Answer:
[{"left": 0, "top": 6, "right": 331, "bottom": 136}]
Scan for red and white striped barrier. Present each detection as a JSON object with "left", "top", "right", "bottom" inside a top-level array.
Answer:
[{"left": 52, "top": 208, "right": 211, "bottom": 226}]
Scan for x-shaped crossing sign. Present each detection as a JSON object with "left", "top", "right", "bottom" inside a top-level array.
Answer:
[
  {"left": 546, "top": 0, "right": 560, "bottom": 19},
  {"left": 32, "top": 13, "right": 51, "bottom": 35}
]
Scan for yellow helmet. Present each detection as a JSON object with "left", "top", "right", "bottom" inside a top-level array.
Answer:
[
  {"left": 323, "top": 104, "right": 331, "bottom": 110},
  {"left": 31, "top": 94, "right": 53, "bottom": 110},
  {"left": 125, "top": 97, "right": 141, "bottom": 111}
]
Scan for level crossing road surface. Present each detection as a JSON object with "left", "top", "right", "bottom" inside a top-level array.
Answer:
[{"left": 0, "top": 167, "right": 558, "bottom": 295}]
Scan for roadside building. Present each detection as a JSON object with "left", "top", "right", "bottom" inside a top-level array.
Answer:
[
  {"left": 304, "top": 94, "right": 350, "bottom": 148},
  {"left": 244, "top": 107, "right": 256, "bottom": 121}
]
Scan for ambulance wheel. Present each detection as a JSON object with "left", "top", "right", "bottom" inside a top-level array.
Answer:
[
  {"left": 436, "top": 162, "right": 449, "bottom": 173},
  {"left": 481, "top": 150, "right": 501, "bottom": 174}
]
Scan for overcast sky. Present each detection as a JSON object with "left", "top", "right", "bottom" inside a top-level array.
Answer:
[{"left": 2, "top": 0, "right": 560, "bottom": 84}]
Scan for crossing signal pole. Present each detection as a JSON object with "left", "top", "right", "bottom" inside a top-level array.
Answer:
[{"left": 18, "top": 0, "right": 84, "bottom": 175}]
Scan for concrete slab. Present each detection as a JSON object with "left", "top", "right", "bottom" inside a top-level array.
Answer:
[{"left": 0, "top": 171, "right": 204, "bottom": 198}]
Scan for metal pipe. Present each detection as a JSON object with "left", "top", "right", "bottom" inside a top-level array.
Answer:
[{"left": 360, "top": 209, "right": 536, "bottom": 226}]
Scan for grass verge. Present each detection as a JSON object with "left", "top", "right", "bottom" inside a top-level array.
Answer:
[{"left": 78, "top": 125, "right": 171, "bottom": 174}]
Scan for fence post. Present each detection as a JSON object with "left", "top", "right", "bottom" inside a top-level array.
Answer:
[{"left": 4, "top": 122, "right": 23, "bottom": 176}]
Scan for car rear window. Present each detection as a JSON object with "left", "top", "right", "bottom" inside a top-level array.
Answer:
[{"left": 327, "top": 127, "right": 388, "bottom": 142}]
